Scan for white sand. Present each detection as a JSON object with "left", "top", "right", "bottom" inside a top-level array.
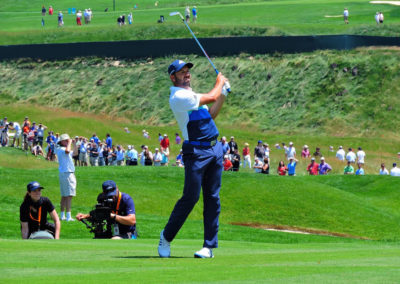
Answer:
[
  {"left": 324, "top": 15, "right": 343, "bottom": 18},
  {"left": 370, "top": 1, "right": 400, "bottom": 6}
]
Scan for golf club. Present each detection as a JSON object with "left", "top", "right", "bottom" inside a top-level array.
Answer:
[{"left": 169, "top": 11, "right": 231, "bottom": 93}]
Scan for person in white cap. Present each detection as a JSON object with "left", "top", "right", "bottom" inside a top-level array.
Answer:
[
  {"left": 285, "top": 141, "right": 296, "bottom": 161},
  {"left": 56, "top": 134, "right": 77, "bottom": 221},
  {"left": 336, "top": 146, "right": 346, "bottom": 161},
  {"left": 153, "top": 148, "right": 162, "bottom": 166},
  {"left": 301, "top": 145, "right": 310, "bottom": 158},
  {"left": 319, "top": 157, "right": 332, "bottom": 175}
]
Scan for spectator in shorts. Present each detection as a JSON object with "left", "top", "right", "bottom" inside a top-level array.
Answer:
[
  {"left": 116, "top": 145, "right": 125, "bottom": 166},
  {"left": 36, "top": 123, "right": 47, "bottom": 147},
  {"left": 231, "top": 149, "right": 241, "bottom": 171},
  {"left": 58, "top": 11, "right": 64, "bottom": 27},
  {"left": 72, "top": 136, "right": 80, "bottom": 166},
  {"left": 79, "top": 138, "right": 88, "bottom": 166},
  {"left": 9, "top": 122, "right": 22, "bottom": 148},
  {"left": 56, "top": 134, "right": 77, "bottom": 221},
  {"left": 254, "top": 157, "right": 263, "bottom": 173},
  {"left": 344, "top": 161, "right": 354, "bottom": 175},
  {"left": 261, "top": 157, "right": 269, "bottom": 174},
  {"left": 185, "top": 6, "right": 190, "bottom": 23},
  {"left": 379, "top": 12, "right": 384, "bottom": 24},
  {"left": 89, "top": 142, "right": 99, "bottom": 166},
  {"left": 379, "top": 163, "right": 389, "bottom": 175},
  {"left": 161, "top": 147, "right": 169, "bottom": 166},
  {"left": 319, "top": 157, "right": 332, "bottom": 175},
  {"left": 307, "top": 157, "right": 319, "bottom": 175},
  {"left": 98, "top": 143, "right": 106, "bottom": 166},
  {"left": 192, "top": 6, "right": 197, "bottom": 23},
  {"left": 301, "top": 145, "right": 310, "bottom": 158},
  {"left": 223, "top": 155, "right": 233, "bottom": 171},
  {"left": 336, "top": 146, "right": 346, "bottom": 161},
  {"left": 277, "top": 160, "right": 288, "bottom": 176},
  {"left": 41, "top": 6, "right": 46, "bottom": 16},
  {"left": 343, "top": 8, "right": 349, "bottom": 24},
  {"left": 153, "top": 148, "right": 162, "bottom": 166},
  {"left": 242, "top": 142, "right": 251, "bottom": 169},
  {"left": 128, "top": 13, "right": 133, "bottom": 25}
]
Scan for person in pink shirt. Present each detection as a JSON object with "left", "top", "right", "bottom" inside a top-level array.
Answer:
[{"left": 301, "top": 145, "right": 310, "bottom": 158}]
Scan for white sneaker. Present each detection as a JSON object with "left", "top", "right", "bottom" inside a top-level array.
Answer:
[
  {"left": 66, "top": 217, "right": 75, "bottom": 222},
  {"left": 194, "top": 247, "right": 214, "bottom": 258},
  {"left": 158, "top": 230, "right": 170, "bottom": 258},
  {"left": 60, "top": 216, "right": 67, "bottom": 221}
]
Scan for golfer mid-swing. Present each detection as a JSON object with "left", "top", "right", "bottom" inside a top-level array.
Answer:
[{"left": 158, "top": 60, "right": 229, "bottom": 258}]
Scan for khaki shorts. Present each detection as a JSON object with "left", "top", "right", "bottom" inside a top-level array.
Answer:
[
  {"left": 79, "top": 152, "right": 87, "bottom": 162},
  {"left": 59, "top": 172, "right": 76, "bottom": 197}
]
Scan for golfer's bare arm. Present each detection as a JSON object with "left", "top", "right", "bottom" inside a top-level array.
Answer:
[{"left": 199, "top": 73, "right": 227, "bottom": 119}]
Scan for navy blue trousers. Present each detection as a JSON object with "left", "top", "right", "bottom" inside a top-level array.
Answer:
[{"left": 164, "top": 141, "right": 223, "bottom": 248}]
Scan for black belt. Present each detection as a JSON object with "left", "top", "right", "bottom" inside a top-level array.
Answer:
[{"left": 183, "top": 139, "right": 218, "bottom": 147}]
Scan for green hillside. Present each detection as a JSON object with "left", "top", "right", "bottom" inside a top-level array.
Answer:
[{"left": 1, "top": 48, "right": 400, "bottom": 137}]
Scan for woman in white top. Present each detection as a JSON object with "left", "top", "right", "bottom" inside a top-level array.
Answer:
[{"left": 379, "top": 163, "right": 389, "bottom": 175}]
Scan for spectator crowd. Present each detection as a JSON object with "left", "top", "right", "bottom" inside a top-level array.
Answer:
[{"left": 1, "top": 116, "right": 399, "bottom": 176}]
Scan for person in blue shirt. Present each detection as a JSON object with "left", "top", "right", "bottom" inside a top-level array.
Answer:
[
  {"left": 105, "top": 133, "right": 112, "bottom": 149},
  {"left": 76, "top": 180, "right": 136, "bottom": 239},
  {"left": 287, "top": 157, "right": 298, "bottom": 176},
  {"left": 356, "top": 163, "right": 365, "bottom": 175},
  {"left": 158, "top": 59, "right": 229, "bottom": 259},
  {"left": 91, "top": 133, "right": 100, "bottom": 145},
  {"left": 192, "top": 6, "right": 197, "bottom": 23}
]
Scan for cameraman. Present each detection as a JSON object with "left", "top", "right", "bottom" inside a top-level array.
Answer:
[{"left": 76, "top": 180, "right": 136, "bottom": 239}]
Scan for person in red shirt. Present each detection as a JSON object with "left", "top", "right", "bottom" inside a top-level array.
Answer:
[
  {"left": 307, "top": 157, "right": 319, "bottom": 175},
  {"left": 242, "top": 142, "right": 251, "bottom": 168},
  {"left": 223, "top": 155, "right": 233, "bottom": 171},
  {"left": 277, "top": 160, "right": 288, "bottom": 176},
  {"left": 49, "top": 6, "right": 54, "bottom": 15},
  {"left": 160, "top": 134, "right": 170, "bottom": 149}
]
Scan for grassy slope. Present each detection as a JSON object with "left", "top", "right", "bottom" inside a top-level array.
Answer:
[{"left": 1, "top": 0, "right": 400, "bottom": 44}]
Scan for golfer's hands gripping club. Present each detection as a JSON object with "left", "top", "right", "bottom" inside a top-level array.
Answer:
[{"left": 216, "top": 73, "right": 231, "bottom": 97}]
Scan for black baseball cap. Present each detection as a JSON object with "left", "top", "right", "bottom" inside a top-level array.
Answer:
[
  {"left": 27, "top": 181, "right": 44, "bottom": 192},
  {"left": 168, "top": 60, "right": 193, "bottom": 75},
  {"left": 102, "top": 180, "right": 117, "bottom": 197}
]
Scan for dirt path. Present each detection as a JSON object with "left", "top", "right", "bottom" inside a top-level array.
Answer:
[{"left": 370, "top": 1, "right": 400, "bottom": 6}]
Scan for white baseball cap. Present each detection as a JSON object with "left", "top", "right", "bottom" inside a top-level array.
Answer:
[
  {"left": 289, "top": 141, "right": 293, "bottom": 146},
  {"left": 321, "top": 157, "right": 325, "bottom": 160}
]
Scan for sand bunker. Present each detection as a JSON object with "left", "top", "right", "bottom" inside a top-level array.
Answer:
[
  {"left": 324, "top": 15, "right": 342, "bottom": 18},
  {"left": 370, "top": 1, "right": 400, "bottom": 6}
]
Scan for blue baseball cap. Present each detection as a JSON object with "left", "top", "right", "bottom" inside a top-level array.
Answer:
[
  {"left": 27, "top": 181, "right": 44, "bottom": 192},
  {"left": 258, "top": 140, "right": 263, "bottom": 144},
  {"left": 168, "top": 60, "right": 193, "bottom": 75},
  {"left": 102, "top": 180, "right": 117, "bottom": 197}
]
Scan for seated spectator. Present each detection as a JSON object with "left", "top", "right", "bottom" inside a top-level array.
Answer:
[
  {"left": 261, "top": 157, "right": 269, "bottom": 174},
  {"left": 301, "top": 145, "right": 310, "bottom": 158},
  {"left": 344, "top": 161, "right": 354, "bottom": 175},
  {"left": 142, "top": 129, "right": 150, "bottom": 139},
  {"left": 336, "top": 146, "right": 346, "bottom": 161},
  {"left": 313, "top": 147, "right": 322, "bottom": 158},
  {"left": 390, "top": 163, "right": 400, "bottom": 176},
  {"left": 319, "top": 157, "right": 332, "bottom": 175},
  {"left": 253, "top": 157, "right": 263, "bottom": 173},
  {"left": 277, "top": 160, "right": 288, "bottom": 176},
  {"left": 231, "top": 149, "right": 241, "bottom": 171},
  {"left": 287, "top": 157, "right": 298, "bottom": 176},
  {"left": 223, "top": 155, "right": 233, "bottom": 171},
  {"left": 379, "top": 163, "right": 389, "bottom": 175},
  {"left": 346, "top": 148, "right": 356, "bottom": 163},
  {"left": 32, "top": 145, "right": 44, "bottom": 157},
  {"left": 176, "top": 149, "right": 184, "bottom": 167},
  {"left": 307, "top": 157, "right": 319, "bottom": 175},
  {"left": 356, "top": 163, "right": 365, "bottom": 175}
]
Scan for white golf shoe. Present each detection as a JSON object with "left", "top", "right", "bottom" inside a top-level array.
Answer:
[
  {"left": 158, "top": 230, "right": 170, "bottom": 258},
  {"left": 194, "top": 247, "right": 214, "bottom": 258}
]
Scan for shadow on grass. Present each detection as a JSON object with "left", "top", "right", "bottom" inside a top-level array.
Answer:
[{"left": 114, "top": 256, "right": 191, "bottom": 259}]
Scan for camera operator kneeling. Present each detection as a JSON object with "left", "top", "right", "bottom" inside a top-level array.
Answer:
[
  {"left": 20, "top": 181, "right": 61, "bottom": 239},
  {"left": 76, "top": 180, "right": 136, "bottom": 239}
]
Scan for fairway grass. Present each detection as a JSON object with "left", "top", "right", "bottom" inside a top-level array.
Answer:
[{"left": 1, "top": 239, "right": 400, "bottom": 283}]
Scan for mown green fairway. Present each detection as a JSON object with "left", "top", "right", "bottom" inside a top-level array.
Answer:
[
  {"left": 1, "top": 0, "right": 400, "bottom": 44},
  {"left": 1, "top": 239, "right": 400, "bottom": 283}
]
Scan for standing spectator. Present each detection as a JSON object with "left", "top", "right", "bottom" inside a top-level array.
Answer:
[
  {"left": 76, "top": 10, "right": 82, "bottom": 25},
  {"left": 30, "top": 122, "right": 38, "bottom": 146},
  {"left": 121, "top": 14, "right": 126, "bottom": 25},
  {"left": 158, "top": 133, "right": 163, "bottom": 142},
  {"left": 175, "top": 133, "right": 181, "bottom": 144},
  {"left": 390, "top": 163, "right": 400, "bottom": 176},
  {"left": 56, "top": 134, "right": 76, "bottom": 222},
  {"left": 228, "top": 136, "right": 238, "bottom": 156},
  {"left": 88, "top": 8, "right": 93, "bottom": 23},
  {"left": 128, "top": 145, "right": 138, "bottom": 166},
  {"left": 277, "top": 161, "right": 288, "bottom": 176},
  {"left": 192, "top": 6, "right": 197, "bottom": 23},
  {"left": 45, "top": 131, "right": 55, "bottom": 160},
  {"left": 84, "top": 9, "right": 89, "bottom": 24},
  {"left": 72, "top": 136, "right": 80, "bottom": 166},
  {"left": 307, "top": 157, "right": 319, "bottom": 175},
  {"left": 287, "top": 157, "right": 298, "bottom": 176},
  {"left": 346, "top": 148, "right": 356, "bottom": 163},
  {"left": 185, "top": 6, "right": 190, "bottom": 23},
  {"left": 41, "top": 6, "right": 46, "bottom": 16},
  {"left": 398, "top": 152, "right": 400, "bottom": 160},
  {"left": 356, "top": 147, "right": 366, "bottom": 164},
  {"left": 176, "top": 149, "right": 184, "bottom": 167},
  {"left": 143, "top": 129, "right": 150, "bottom": 139},
  {"left": 9, "top": 122, "right": 22, "bottom": 148},
  {"left": 160, "top": 134, "right": 170, "bottom": 149},
  {"left": 261, "top": 157, "right": 269, "bottom": 174},
  {"left": 58, "top": 11, "right": 64, "bottom": 27},
  {"left": 379, "top": 163, "right": 389, "bottom": 175},
  {"left": 253, "top": 158, "right": 263, "bottom": 173},
  {"left": 161, "top": 147, "right": 169, "bottom": 166},
  {"left": 375, "top": 12, "right": 380, "bottom": 25},
  {"left": 231, "top": 149, "right": 240, "bottom": 171},
  {"left": 344, "top": 161, "right": 354, "bottom": 175},
  {"left": 91, "top": 133, "right": 99, "bottom": 145},
  {"left": 319, "top": 157, "right": 332, "bottom": 175},
  {"left": 128, "top": 13, "right": 133, "bottom": 25},
  {"left": 285, "top": 141, "right": 296, "bottom": 161},
  {"left": 221, "top": 136, "right": 229, "bottom": 155},
  {"left": 89, "top": 142, "right": 99, "bottom": 166},
  {"left": 98, "top": 143, "right": 106, "bottom": 166},
  {"left": 143, "top": 146, "right": 153, "bottom": 166},
  {"left": 105, "top": 133, "right": 112, "bottom": 149},
  {"left": 116, "top": 145, "right": 125, "bottom": 166},
  {"left": 379, "top": 12, "right": 384, "bottom": 24},
  {"left": 356, "top": 163, "right": 365, "bottom": 175},
  {"left": 153, "top": 148, "right": 162, "bottom": 166},
  {"left": 23, "top": 116, "right": 31, "bottom": 128},
  {"left": 313, "top": 147, "right": 322, "bottom": 158},
  {"left": 117, "top": 15, "right": 122, "bottom": 26},
  {"left": 254, "top": 140, "right": 265, "bottom": 161},
  {"left": 49, "top": 6, "right": 53, "bottom": 15},
  {"left": 36, "top": 123, "right": 47, "bottom": 147},
  {"left": 336, "top": 146, "right": 346, "bottom": 161},
  {"left": 263, "top": 143, "right": 270, "bottom": 159},
  {"left": 301, "top": 145, "right": 310, "bottom": 158},
  {"left": 79, "top": 138, "right": 88, "bottom": 166},
  {"left": 242, "top": 142, "right": 251, "bottom": 169},
  {"left": 1, "top": 122, "right": 9, "bottom": 146},
  {"left": 343, "top": 8, "right": 349, "bottom": 24},
  {"left": 223, "top": 155, "right": 232, "bottom": 171}
]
